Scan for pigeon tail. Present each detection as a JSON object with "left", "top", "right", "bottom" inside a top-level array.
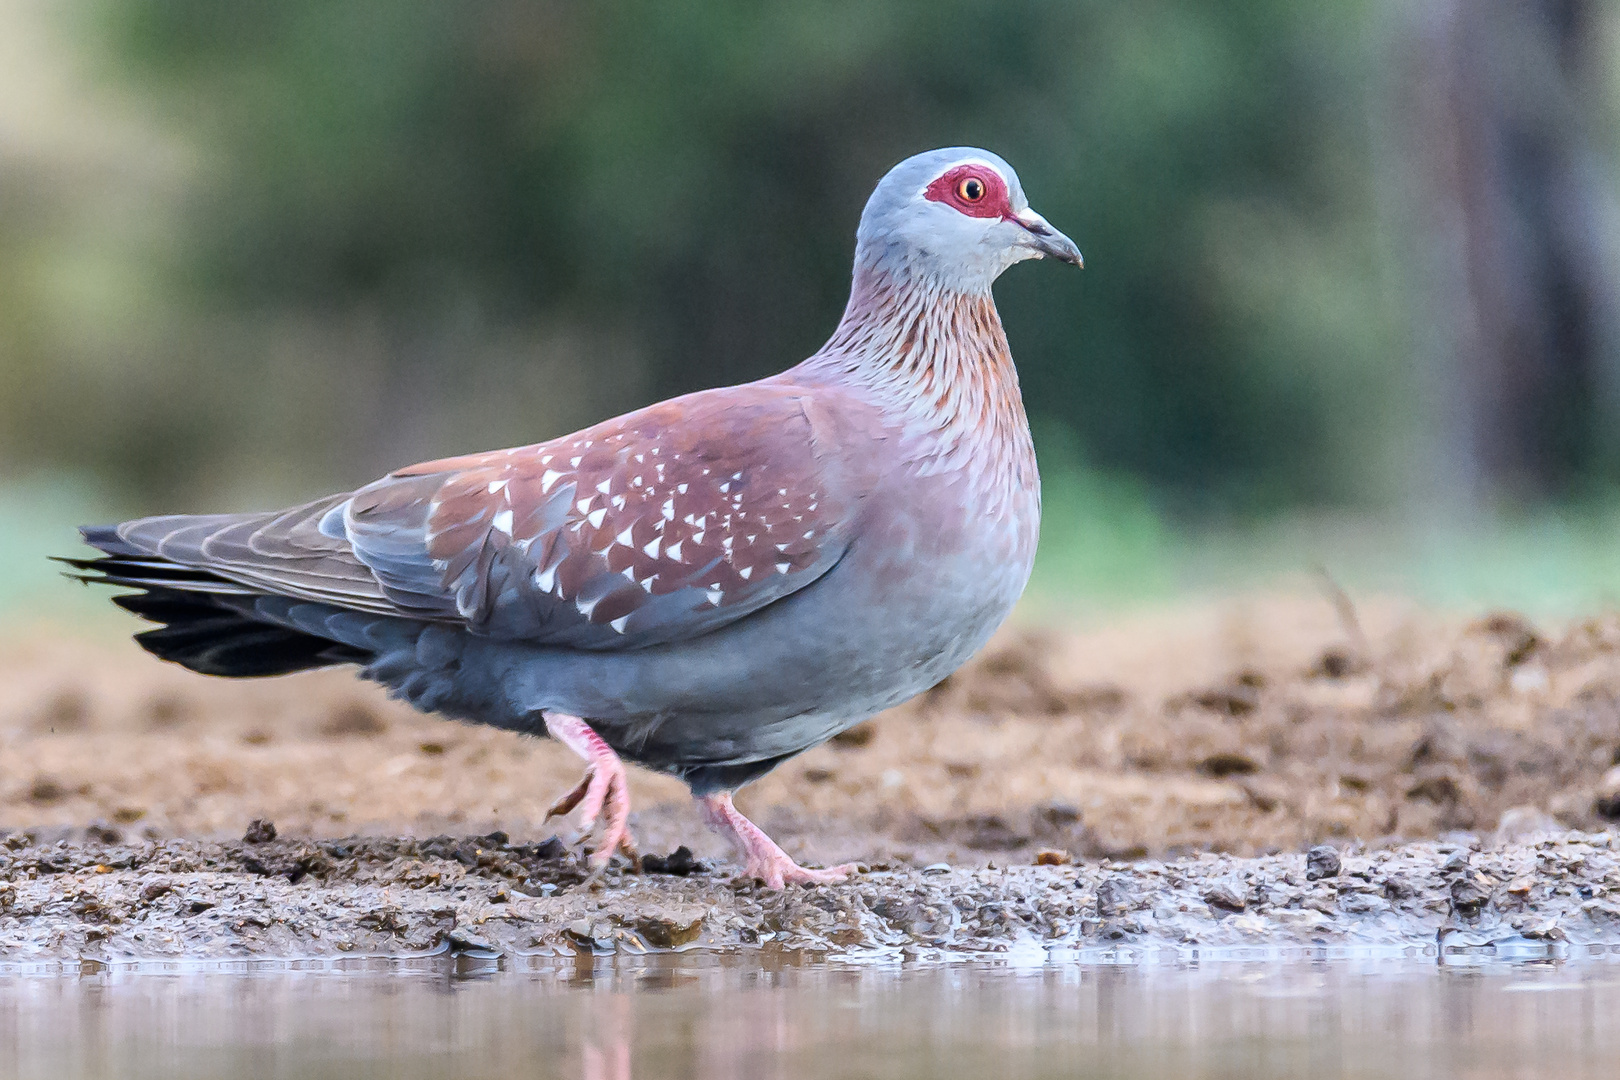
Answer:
[{"left": 64, "top": 525, "right": 373, "bottom": 678}]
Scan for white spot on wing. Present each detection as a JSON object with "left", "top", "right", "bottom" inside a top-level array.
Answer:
[
  {"left": 738, "top": 566, "right": 753, "bottom": 580},
  {"left": 492, "top": 509, "right": 514, "bottom": 535},
  {"left": 587, "top": 507, "right": 607, "bottom": 528},
  {"left": 535, "top": 564, "right": 558, "bottom": 593},
  {"left": 610, "top": 615, "right": 629, "bottom": 633},
  {"left": 541, "top": 470, "right": 563, "bottom": 493},
  {"left": 642, "top": 538, "right": 660, "bottom": 558},
  {"left": 664, "top": 540, "right": 683, "bottom": 562},
  {"left": 615, "top": 526, "right": 635, "bottom": 547},
  {"left": 706, "top": 589, "right": 723, "bottom": 605}
]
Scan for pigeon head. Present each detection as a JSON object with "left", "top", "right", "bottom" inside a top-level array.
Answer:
[{"left": 854, "top": 147, "right": 1082, "bottom": 293}]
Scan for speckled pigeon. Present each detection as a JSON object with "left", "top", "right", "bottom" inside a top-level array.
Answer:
[{"left": 66, "top": 147, "right": 1081, "bottom": 887}]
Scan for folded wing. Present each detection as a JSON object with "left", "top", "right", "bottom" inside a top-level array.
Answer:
[{"left": 96, "top": 385, "right": 860, "bottom": 651}]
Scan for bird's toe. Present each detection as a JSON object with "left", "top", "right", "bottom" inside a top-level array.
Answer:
[
  {"left": 544, "top": 770, "right": 594, "bottom": 821},
  {"left": 753, "top": 858, "right": 855, "bottom": 889},
  {"left": 590, "top": 774, "right": 638, "bottom": 866}
]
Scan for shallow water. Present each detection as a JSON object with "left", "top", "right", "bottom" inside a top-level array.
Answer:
[{"left": 4, "top": 954, "right": 1618, "bottom": 1079}]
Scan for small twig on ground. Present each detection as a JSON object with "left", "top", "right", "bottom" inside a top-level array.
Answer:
[{"left": 1313, "top": 564, "right": 1369, "bottom": 663}]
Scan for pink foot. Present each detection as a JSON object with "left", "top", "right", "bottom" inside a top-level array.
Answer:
[
  {"left": 698, "top": 791, "right": 855, "bottom": 889},
  {"left": 543, "top": 713, "right": 637, "bottom": 865}
]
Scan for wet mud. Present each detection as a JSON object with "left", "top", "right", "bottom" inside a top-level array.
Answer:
[
  {"left": 7, "top": 592, "right": 1620, "bottom": 960},
  {"left": 3, "top": 827, "right": 1618, "bottom": 963}
]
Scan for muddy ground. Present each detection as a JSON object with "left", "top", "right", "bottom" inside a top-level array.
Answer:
[
  {"left": 6, "top": 590, "right": 1620, "bottom": 961},
  {"left": 4, "top": 829, "right": 1618, "bottom": 962}
]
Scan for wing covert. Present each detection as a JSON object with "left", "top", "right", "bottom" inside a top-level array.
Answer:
[{"left": 341, "top": 385, "right": 860, "bottom": 649}]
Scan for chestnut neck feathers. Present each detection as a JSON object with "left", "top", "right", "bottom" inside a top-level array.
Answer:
[{"left": 791, "top": 261, "right": 1035, "bottom": 488}]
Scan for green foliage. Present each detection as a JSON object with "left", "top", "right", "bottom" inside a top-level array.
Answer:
[
  {"left": 1025, "top": 422, "right": 1175, "bottom": 608},
  {"left": 39, "top": 0, "right": 1397, "bottom": 508}
]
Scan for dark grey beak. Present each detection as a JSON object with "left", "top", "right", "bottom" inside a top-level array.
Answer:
[{"left": 1013, "top": 208, "right": 1083, "bottom": 267}]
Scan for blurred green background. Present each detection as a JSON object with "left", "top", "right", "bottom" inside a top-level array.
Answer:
[{"left": 3, "top": 0, "right": 1620, "bottom": 625}]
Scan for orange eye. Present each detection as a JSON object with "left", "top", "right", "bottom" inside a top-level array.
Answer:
[{"left": 957, "top": 176, "right": 986, "bottom": 202}]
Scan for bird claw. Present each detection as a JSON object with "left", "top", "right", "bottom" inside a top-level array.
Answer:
[
  {"left": 550, "top": 763, "right": 637, "bottom": 866},
  {"left": 545, "top": 772, "right": 593, "bottom": 821},
  {"left": 698, "top": 790, "right": 853, "bottom": 890},
  {"left": 743, "top": 854, "right": 856, "bottom": 891},
  {"left": 543, "top": 713, "right": 639, "bottom": 866}
]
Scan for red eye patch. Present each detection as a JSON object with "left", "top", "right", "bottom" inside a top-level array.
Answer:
[{"left": 923, "top": 164, "right": 1012, "bottom": 219}]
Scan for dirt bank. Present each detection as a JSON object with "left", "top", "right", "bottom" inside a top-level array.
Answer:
[
  {"left": 3, "top": 827, "right": 1617, "bottom": 963},
  {"left": 6, "top": 590, "right": 1620, "bottom": 959}
]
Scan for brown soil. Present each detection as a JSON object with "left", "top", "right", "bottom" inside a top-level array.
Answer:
[{"left": 4, "top": 592, "right": 1620, "bottom": 867}]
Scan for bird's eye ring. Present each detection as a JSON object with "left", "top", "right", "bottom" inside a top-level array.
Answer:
[{"left": 957, "top": 176, "right": 986, "bottom": 203}]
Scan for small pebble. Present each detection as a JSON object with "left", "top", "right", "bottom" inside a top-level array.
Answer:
[
  {"left": 1305, "top": 845, "right": 1341, "bottom": 881},
  {"left": 243, "top": 819, "right": 277, "bottom": 845},
  {"left": 1096, "top": 878, "right": 1134, "bottom": 916},
  {"left": 642, "top": 846, "right": 707, "bottom": 876},
  {"left": 1203, "top": 881, "right": 1248, "bottom": 912},
  {"left": 1450, "top": 872, "right": 1493, "bottom": 914},
  {"left": 1594, "top": 766, "right": 1620, "bottom": 821}
]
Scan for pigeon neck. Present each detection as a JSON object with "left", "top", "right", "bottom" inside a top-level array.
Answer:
[
  {"left": 791, "top": 263, "right": 1034, "bottom": 478},
  {"left": 801, "top": 264, "right": 1018, "bottom": 411}
]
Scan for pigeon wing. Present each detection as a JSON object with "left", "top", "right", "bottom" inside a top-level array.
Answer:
[{"left": 340, "top": 384, "right": 862, "bottom": 649}]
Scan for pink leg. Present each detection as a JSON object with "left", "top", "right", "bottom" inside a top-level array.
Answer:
[
  {"left": 543, "top": 713, "right": 637, "bottom": 865},
  {"left": 698, "top": 791, "right": 854, "bottom": 889}
]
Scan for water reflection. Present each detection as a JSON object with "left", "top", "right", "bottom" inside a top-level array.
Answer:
[
  {"left": 582, "top": 992, "right": 631, "bottom": 1080},
  {"left": 3, "top": 954, "right": 1619, "bottom": 1079}
]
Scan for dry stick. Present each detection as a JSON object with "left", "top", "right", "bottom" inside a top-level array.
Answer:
[{"left": 1313, "top": 564, "right": 1370, "bottom": 664}]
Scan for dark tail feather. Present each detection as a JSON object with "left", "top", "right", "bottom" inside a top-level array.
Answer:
[
  {"left": 64, "top": 525, "right": 372, "bottom": 678},
  {"left": 116, "top": 586, "right": 371, "bottom": 677}
]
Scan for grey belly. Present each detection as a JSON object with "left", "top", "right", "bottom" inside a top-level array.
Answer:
[
  {"left": 434, "top": 532, "right": 1029, "bottom": 779},
  {"left": 524, "top": 540, "right": 1017, "bottom": 767}
]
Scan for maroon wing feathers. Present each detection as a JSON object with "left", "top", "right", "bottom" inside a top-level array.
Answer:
[{"left": 340, "top": 385, "right": 859, "bottom": 649}]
